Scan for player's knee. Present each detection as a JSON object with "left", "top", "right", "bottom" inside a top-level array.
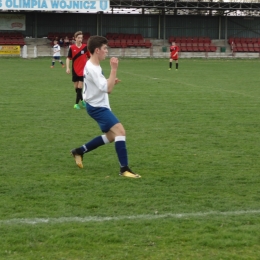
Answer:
[
  {"left": 118, "top": 129, "right": 126, "bottom": 136},
  {"left": 115, "top": 125, "right": 126, "bottom": 136},
  {"left": 110, "top": 123, "right": 126, "bottom": 137}
]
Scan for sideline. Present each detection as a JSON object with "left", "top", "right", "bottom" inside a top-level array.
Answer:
[
  {"left": 121, "top": 69, "right": 259, "bottom": 99},
  {"left": 1, "top": 210, "right": 260, "bottom": 225}
]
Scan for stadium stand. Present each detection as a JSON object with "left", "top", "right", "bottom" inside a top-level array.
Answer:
[
  {"left": 228, "top": 37, "right": 260, "bottom": 52},
  {"left": 47, "top": 32, "right": 90, "bottom": 46},
  {"left": 0, "top": 32, "right": 25, "bottom": 46},
  {"left": 106, "top": 33, "right": 152, "bottom": 48},
  {"left": 106, "top": 33, "right": 143, "bottom": 40},
  {"left": 168, "top": 36, "right": 216, "bottom": 52}
]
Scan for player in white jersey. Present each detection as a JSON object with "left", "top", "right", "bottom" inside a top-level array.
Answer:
[
  {"left": 83, "top": 60, "right": 110, "bottom": 109},
  {"left": 50, "top": 40, "right": 64, "bottom": 68},
  {"left": 70, "top": 35, "right": 141, "bottom": 178}
]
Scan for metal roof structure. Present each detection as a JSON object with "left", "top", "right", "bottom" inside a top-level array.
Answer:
[
  {"left": 109, "top": 0, "right": 260, "bottom": 16},
  {"left": 1, "top": 0, "right": 260, "bottom": 16}
]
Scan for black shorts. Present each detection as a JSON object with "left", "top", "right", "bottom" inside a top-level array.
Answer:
[{"left": 72, "top": 75, "right": 83, "bottom": 82}]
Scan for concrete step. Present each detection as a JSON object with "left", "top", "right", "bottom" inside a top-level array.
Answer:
[
  {"left": 25, "top": 37, "right": 51, "bottom": 46},
  {"left": 108, "top": 47, "right": 152, "bottom": 58}
]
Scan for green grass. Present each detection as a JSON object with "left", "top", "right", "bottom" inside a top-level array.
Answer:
[{"left": 0, "top": 57, "right": 260, "bottom": 259}]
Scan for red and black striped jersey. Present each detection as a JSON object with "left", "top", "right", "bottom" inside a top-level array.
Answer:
[
  {"left": 67, "top": 44, "right": 90, "bottom": 76},
  {"left": 170, "top": 46, "right": 179, "bottom": 55}
]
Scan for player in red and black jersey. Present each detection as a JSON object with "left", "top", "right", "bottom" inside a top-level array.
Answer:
[
  {"left": 168, "top": 42, "right": 179, "bottom": 71},
  {"left": 66, "top": 31, "right": 90, "bottom": 109}
]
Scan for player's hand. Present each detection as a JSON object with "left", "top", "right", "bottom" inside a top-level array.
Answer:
[
  {"left": 110, "top": 57, "right": 119, "bottom": 70},
  {"left": 66, "top": 68, "right": 70, "bottom": 74},
  {"left": 115, "top": 78, "right": 121, "bottom": 85}
]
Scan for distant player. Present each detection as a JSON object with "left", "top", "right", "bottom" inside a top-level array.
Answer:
[
  {"left": 50, "top": 40, "right": 64, "bottom": 68},
  {"left": 66, "top": 31, "right": 90, "bottom": 110},
  {"left": 169, "top": 42, "right": 179, "bottom": 71},
  {"left": 70, "top": 36, "right": 141, "bottom": 178}
]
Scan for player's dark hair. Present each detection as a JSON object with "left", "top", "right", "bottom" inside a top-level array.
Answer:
[
  {"left": 87, "top": 36, "right": 108, "bottom": 54},
  {"left": 74, "top": 31, "right": 83, "bottom": 38}
]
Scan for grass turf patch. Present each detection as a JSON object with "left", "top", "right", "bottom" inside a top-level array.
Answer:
[{"left": 0, "top": 57, "right": 260, "bottom": 259}]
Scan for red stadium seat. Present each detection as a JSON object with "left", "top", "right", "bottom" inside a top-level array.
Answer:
[
  {"left": 108, "top": 40, "right": 115, "bottom": 48},
  {"left": 113, "top": 33, "right": 120, "bottom": 40},
  {"left": 138, "top": 39, "right": 146, "bottom": 48},
  {"left": 248, "top": 43, "right": 254, "bottom": 52},
  {"left": 192, "top": 37, "right": 198, "bottom": 43},
  {"left": 198, "top": 37, "right": 204, "bottom": 43},
  {"left": 118, "top": 33, "right": 124, "bottom": 40},
  {"left": 234, "top": 37, "right": 240, "bottom": 43},
  {"left": 144, "top": 39, "right": 152, "bottom": 48},
  {"left": 245, "top": 38, "right": 252, "bottom": 44},
  {"left": 15, "top": 38, "right": 22, "bottom": 45},
  {"left": 127, "top": 39, "right": 134, "bottom": 47},
  {"left": 180, "top": 37, "right": 186, "bottom": 44},
  {"left": 114, "top": 39, "right": 121, "bottom": 48},
  {"left": 198, "top": 43, "right": 205, "bottom": 52},
  {"left": 136, "top": 34, "right": 143, "bottom": 40},
  {"left": 179, "top": 43, "right": 187, "bottom": 52},
  {"left": 228, "top": 37, "right": 234, "bottom": 45},
  {"left": 186, "top": 37, "right": 192, "bottom": 43},
  {"left": 186, "top": 43, "right": 192, "bottom": 52},
  {"left": 132, "top": 39, "right": 140, "bottom": 47},
  {"left": 204, "top": 37, "right": 211, "bottom": 44},
  {"left": 129, "top": 34, "right": 135, "bottom": 40},
  {"left": 240, "top": 37, "right": 246, "bottom": 44},
  {"left": 253, "top": 43, "right": 259, "bottom": 52},
  {"left": 106, "top": 33, "right": 112, "bottom": 40},
  {"left": 4, "top": 38, "right": 12, "bottom": 45},
  {"left": 192, "top": 43, "right": 199, "bottom": 52},
  {"left": 0, "top": 37, "right": 5, "bottom": 44},
  {"left": 120, "top": 39, "right": 127, "bottom": 48},
  {"left": 209, "top": 44, "right": 217, "bottom": 52},
  {"left": 204, "top": 43, "right": 210, "bottom": 52},
  {"left": 235, "top": 43, "right": 243, "bottom": 52},
  {"left": 242, "top": 43, "right": 248, "bottom": 52}
]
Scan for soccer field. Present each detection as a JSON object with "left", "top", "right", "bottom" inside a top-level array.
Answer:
[{"left": 0, "top": 57, "right": 260, "bottom": 259}]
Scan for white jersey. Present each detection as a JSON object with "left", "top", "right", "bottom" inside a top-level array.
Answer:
[
  {"left": 83, "top": 60, "right": 110, "bottom": 109},
  {"left": 53, "top": 44, "right": 61, "bottom": 57}
]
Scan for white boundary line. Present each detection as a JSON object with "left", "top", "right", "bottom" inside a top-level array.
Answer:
[
  {"left": 1, "top": 210, "right": 260, "bottom": 225},
  {"left": 121, "top": 70, "right": 259, "bottom": 99}
]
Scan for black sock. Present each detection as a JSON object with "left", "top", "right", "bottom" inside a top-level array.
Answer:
[
  {"left": 80, "top": 90, "right": 83, "bottom": 101},
  {"left": 76, "top": 88, "right": 82, "bottom": 104},
  {"left": 169, "top": 62, "right": 172, "bottom": 69},
  {"left": 75, "top": 148, "right": 83, "bottom": 155},
  {"left": 176, "top": 63, "right": 178, "bottom": 69},
  {"left": 120, "top": 166, "right": 129, "bottom": 173}
]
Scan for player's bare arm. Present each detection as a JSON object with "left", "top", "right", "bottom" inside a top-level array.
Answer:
[
  {"left": 107, "top": 57, "right": 119, "bottom": 93},
  {"left": 66, "top": 57, "right": 71, "bottom": 74},
  {"left": 115, "top": 78, "right": 121, "bottom": 85}
]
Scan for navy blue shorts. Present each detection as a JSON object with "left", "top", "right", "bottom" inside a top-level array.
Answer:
[
  {"left": 53, "top": 56, "right": 61, "bottom": 60},
  {"left": 86, "top": 104, "right": 120, "bottom": 133}
]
